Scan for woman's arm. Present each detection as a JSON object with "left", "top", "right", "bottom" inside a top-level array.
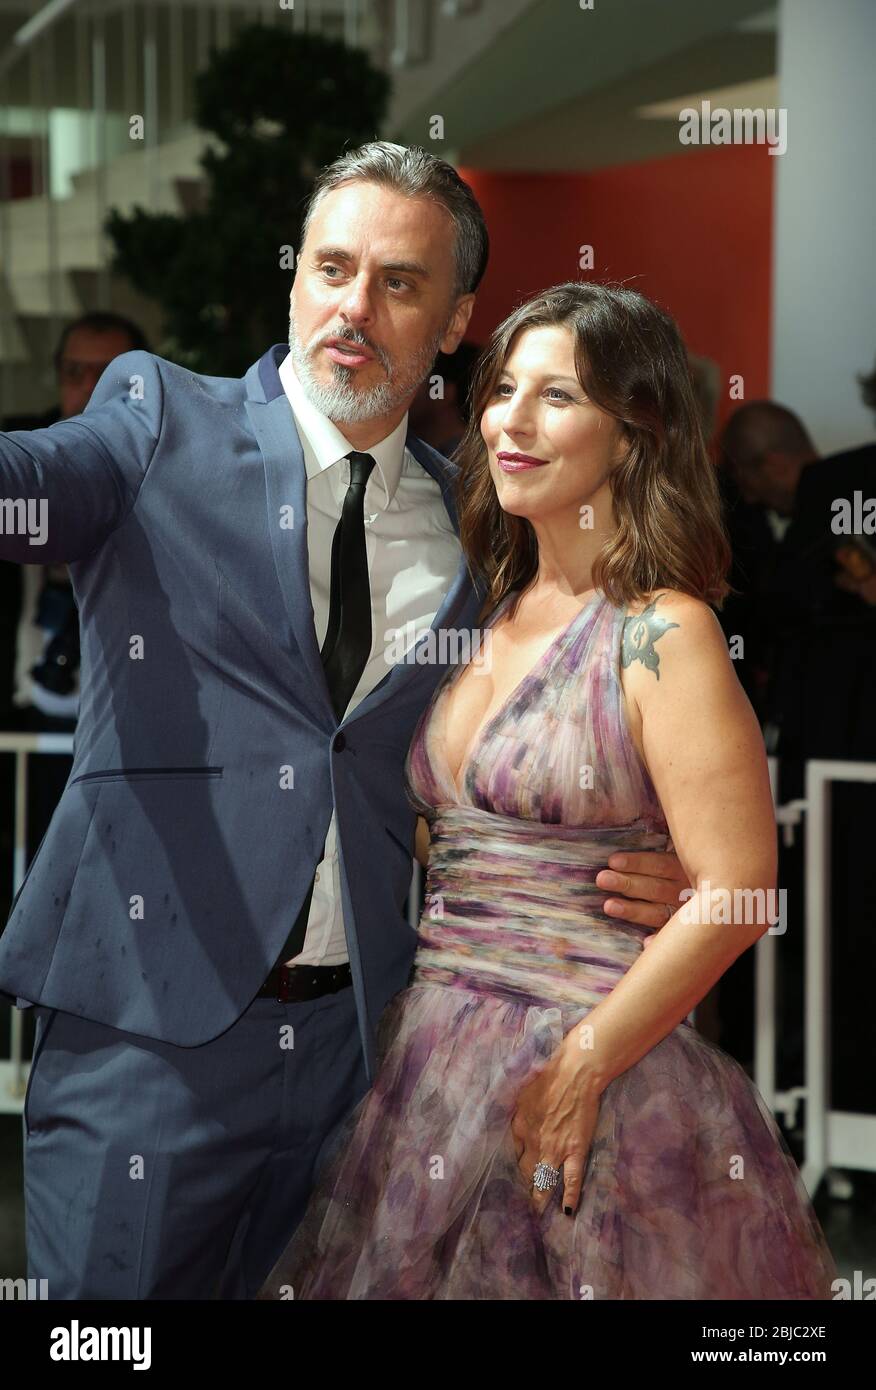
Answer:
[
  {"left": 572, "top": 588, "right": 777, "bottom": 1093},
  {"left": 513, "top": 588, "right": 777, "bottom": 1214},
  {"left": 414, "top": 816, "right": 431, "bottom": 869}
]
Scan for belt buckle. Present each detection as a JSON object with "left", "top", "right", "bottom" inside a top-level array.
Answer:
[{"left": 276, "top": 965, "right": 297, "bottom": 1004}]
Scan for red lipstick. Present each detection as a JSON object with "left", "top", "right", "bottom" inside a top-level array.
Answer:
[{"left": 496, "top": 451, "right": 549, "bottom": 473}]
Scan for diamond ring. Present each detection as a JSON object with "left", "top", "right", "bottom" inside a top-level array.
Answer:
[{"left": 532, "top": 1160, "right": 561, "bottom": 1191}]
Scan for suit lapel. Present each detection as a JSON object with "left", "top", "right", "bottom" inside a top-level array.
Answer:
[
  {"left": 245, "top": 346, "right": 333, "bottom": 718},
  {"left": 244, "top": 345, "right": 486, "bottom": 729},
  {"left": 343, "top": 434, "right": 485, "bottom": 728}
]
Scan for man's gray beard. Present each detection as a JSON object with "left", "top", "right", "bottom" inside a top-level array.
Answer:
[{"left": 287, "top": 314, "right": 449, "bottom": 425}]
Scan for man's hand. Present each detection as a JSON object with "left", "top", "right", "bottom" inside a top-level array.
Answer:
[{"left": 595, "top": 842, "right": 690, "bottom": 941}]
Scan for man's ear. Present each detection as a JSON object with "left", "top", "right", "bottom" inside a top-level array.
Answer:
[{"left": 441, "top": 294, "right": 476, "bottom": 354}]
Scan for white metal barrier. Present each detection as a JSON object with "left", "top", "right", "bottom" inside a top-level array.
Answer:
[
  {"left": 0, "top": 731, "right": 74, "bottom": 1113},
  {"left": 802, "top": 761, "right": 876, "bottom": 1193},
  {"left": 759, "top": 756, "right": 876, "bottom": 1196}
]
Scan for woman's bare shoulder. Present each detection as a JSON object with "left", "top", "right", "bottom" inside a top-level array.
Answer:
[
  {"left": 620, "top": 589, "right": 727, "bottom": 684},
  {"left": 622, "top": 587, "right": 714, "bottom": 621}
]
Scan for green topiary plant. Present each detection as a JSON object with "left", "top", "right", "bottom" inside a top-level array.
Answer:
[{"left": 105, "top": 24, "right": 390, "bottom": 375}]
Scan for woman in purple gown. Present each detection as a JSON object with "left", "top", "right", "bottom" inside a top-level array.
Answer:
[{"left": 259, "top": 281, "right": 837, "bottom": 1300}]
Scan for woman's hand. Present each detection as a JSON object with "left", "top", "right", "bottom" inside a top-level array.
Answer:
[{"left": 510, "top": 1032, "right": 603, "bottom": 1217}]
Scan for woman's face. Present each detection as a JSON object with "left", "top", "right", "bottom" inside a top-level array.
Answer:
[{"left": 480, "top": 323, "right": 625, "bottom": 526}]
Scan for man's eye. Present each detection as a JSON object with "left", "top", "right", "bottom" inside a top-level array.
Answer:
[
  {"left": 320, "top": 264, "right": 342, "bottom": 278},
  {"left": 386, "top": 278, "right": 410, "bottom": 291}
]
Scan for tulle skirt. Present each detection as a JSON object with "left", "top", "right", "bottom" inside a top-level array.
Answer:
[{"left": 257, "top": 980, "right": 838, "bottom": 1300}]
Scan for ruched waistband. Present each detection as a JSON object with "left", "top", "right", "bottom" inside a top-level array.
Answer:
[{"left": 412, "top": 805, "right": 670, "bottom": 1010}]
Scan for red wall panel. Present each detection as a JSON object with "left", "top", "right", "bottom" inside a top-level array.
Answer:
[{"left": 460, "top": 143, "right": 773, "bottom": 432}]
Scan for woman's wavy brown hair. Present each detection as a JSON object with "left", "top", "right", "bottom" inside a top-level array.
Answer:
[{"left": 454, "top": 281, "right": 731, "bottom": 620}]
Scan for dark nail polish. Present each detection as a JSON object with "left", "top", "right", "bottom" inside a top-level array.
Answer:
[{"left": 564, "top": 1205, "right": 573, "bottom": 1215}]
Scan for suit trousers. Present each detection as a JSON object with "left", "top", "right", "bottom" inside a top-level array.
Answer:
[{"left": 21, "top": 982, "right": 368, "bottom": 1298}]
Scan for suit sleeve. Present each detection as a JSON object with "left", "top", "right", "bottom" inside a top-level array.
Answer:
[{"left": 0, "top": 348, "right": 163, "bottom": 563}]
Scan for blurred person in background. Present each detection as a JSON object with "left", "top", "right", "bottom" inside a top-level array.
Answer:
[
  {"left": 717, "top": 401, "right": 818, "bottom": 732},
  {"left": 770, "top": 363, "right": 876, "bottom": 1130},
  {"left": 408, "top": 340, "right": 482, "bottom": 457},
  {"left": 758, "top": 364, "right": 876, "bottom": 774},
  {"left": 712, "top": 403, "right": 817, "bottom": 1081},
  {"left": 716, "top": 374, "right": 876, "bottom": 1141},
  {"left": 0, "top": 312, "right": 150, "bottom": 905},
  {"left": 687, "top": 352, "right": 721, "bottom": 448},
  {"left": 787, "top": 359, "right": 876, "bottom": 624}
]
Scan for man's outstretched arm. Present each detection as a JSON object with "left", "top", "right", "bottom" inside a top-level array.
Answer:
[{"left": 0, "top": 349, "right": 163, "bottom": 563}]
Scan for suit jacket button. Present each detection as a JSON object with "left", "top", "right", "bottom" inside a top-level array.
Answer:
[{"left": 333, "top": 733, "right": 346, "bottom": 752}]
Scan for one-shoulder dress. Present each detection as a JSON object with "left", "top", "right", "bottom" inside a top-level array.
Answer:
[{"left": 259, "top": 590, "right": 837, "bottom": 1299}]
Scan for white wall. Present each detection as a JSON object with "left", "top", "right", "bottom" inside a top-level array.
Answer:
[{"left": 772, "top": 0, "right": 876, "bottom": 455}]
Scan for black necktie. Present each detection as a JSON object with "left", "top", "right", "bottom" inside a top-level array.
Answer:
[
  {"left": 277, "top": 450, "right": 377, "bottom": 964},
  {"left": 320, "top": 451, "right": 377, "bottom": 720}
]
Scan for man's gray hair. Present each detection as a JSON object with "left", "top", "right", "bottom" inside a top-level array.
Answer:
[{"left": 300, "top": 141, "right": 489, "bottom": 298}]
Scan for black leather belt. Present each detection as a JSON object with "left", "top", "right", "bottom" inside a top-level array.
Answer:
[{"left": 257, "top": 960, "right": 353, "bottom": 1003}]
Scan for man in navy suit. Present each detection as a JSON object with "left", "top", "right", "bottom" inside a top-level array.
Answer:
[{"left": 0, "top": 142, "right": 686, "bottom": 1298}]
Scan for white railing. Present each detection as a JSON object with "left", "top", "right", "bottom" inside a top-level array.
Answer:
[
  {"left": 0, "top": 731, "right": 74, "bottom": 1112},
  {"left": 758, "top": 756, "right": 876, "bottom": 1196},
  {"left": 801, "top": 761, "right": 876, "bottom": 1193}
]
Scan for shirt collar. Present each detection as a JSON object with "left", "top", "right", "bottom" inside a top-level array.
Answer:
[
  {"left": 278, "top": 351, "right": 407, "bottom": 509},
  {"left": 765, "top": 507, "right": 793, "bottom": 543}
]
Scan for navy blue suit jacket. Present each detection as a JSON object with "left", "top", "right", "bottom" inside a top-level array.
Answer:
[{"left": 0, "top": 344, "right": 485, "bottom": 1080}]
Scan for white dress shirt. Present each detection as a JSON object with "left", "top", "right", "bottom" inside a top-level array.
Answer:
[
  {"left": 765, "top": 508, "right": 793, "bottom": 543},
  {"left": 278, "top": 354, "right": 462, "bottom": 966}
]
